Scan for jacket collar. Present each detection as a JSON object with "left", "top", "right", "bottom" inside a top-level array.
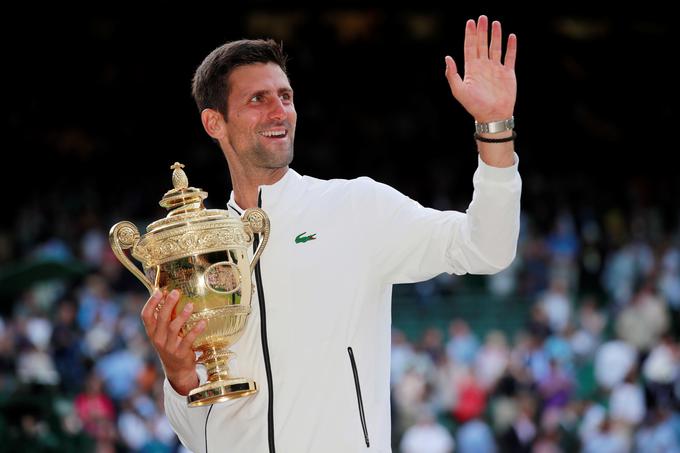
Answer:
[{"left": 227, "top": 167, "right": 303, "bottom": 214}]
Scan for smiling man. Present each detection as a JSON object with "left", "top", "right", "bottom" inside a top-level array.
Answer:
[
  {"left": 141, "top": 15, "right": 521, "bottom": 453},
  {"left": 199, "top": 59, "right": 297, "bottom": 209}
]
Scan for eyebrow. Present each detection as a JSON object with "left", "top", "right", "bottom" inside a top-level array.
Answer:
[{"left": 245, "top": 87, "right": 293, "bottom": 100}]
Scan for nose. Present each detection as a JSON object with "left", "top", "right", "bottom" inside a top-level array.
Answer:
[{"left": 269, "top": 97, "right": 286, "bottom": 121}]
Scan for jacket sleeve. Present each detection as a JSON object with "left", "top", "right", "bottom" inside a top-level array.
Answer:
[
  {"left": 360, "top": 153, "right": 521, "bottom": 285},
  {"left": 163, "top": 372, "right": 210, "bottom": 453}
]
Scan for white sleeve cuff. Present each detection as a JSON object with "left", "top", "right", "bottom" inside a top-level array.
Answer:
[
  {"left": 162, "top": 366, "right": 206, "bottom": 401},
  {"left": 164, "top": 376, "right": 189, "bottom": 402},
  {"left": 476, "top": 152, "right": 520, "bottom": 183}
]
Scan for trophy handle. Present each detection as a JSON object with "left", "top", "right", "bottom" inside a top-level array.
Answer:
[
  {"left": 243, "top": 208, "right": 270, "bottom": 275},
  {"left": 109, "top": 221, "right": 154, "bottom": 294}
]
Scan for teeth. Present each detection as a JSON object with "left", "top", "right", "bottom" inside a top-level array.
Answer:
[{"left": 260, "top": 130, "right": 286, "bottom": 137}]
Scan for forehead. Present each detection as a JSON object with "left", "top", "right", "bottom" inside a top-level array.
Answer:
[{"left": 227, "top": 62, "right": 291, "bottom": 97}]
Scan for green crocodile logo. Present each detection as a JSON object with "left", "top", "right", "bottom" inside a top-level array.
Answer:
[{"left": 295, "top": 232, "right": 317, "bottom": 244}]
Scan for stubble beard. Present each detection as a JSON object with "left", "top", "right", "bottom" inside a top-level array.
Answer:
[{"left": 251, "top": 133, "right": 295, "bottom": 169}]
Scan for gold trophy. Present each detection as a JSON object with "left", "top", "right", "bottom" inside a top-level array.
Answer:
[{"left": 109, "top": 162, "right": 269, "bottom": 407}]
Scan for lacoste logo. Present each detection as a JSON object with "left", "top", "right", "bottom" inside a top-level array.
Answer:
[{"left": 295, "top": 232, "right": 317, "bottom": 244}]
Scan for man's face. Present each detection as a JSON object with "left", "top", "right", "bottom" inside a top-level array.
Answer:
[{"left": 223, "top": 62, "right": 296, "bottom": 169}]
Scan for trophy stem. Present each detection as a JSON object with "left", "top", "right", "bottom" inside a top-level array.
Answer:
[
  {"left": 187, "top": 344, "right": 258, "bottom": 407},
  {"left": 198, "top": 344, "right": 234, "bottom": 382}
]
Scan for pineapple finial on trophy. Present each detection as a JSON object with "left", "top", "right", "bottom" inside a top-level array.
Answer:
[
  {"left": 160, "top": 162, "right": 207, "bottom": 215},
  {"left": 171, "top": 162, "right": 189, "bottom": 189}
]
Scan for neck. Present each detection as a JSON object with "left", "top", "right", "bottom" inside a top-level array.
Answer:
[{"left": 230, "top": 164, "right": 288, "bottom": 209}]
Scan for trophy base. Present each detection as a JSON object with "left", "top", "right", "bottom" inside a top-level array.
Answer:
[{"left": 187, "top": 378, "right": 258, "bottom": 407}]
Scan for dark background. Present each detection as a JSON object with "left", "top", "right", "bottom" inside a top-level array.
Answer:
[{"left": 4, "top": 9, "right": 675, "bottom": 248}]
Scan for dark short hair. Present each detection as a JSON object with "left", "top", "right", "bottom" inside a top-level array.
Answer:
[{"left": 191, "top": 39, "right": 288, "bottom": 117}]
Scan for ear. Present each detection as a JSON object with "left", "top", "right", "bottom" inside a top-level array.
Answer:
[{"left": 200, "top": 108, "right": 226, "bottom": 140}]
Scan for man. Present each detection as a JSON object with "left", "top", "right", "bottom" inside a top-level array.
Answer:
[{"left": 142, "top": 15, "right": 520, "bottom": 452}]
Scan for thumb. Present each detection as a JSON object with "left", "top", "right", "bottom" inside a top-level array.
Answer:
[{"left": 444, "top": 56, "right": 464, "bottom": 99}]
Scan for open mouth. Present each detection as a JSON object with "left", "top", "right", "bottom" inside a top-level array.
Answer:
[{"left": 258, "top": 129, "right": 288, "bottom": 140}]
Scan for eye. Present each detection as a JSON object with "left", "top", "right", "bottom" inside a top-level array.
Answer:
[
  {"left": 250, "top": 95, "right": 263, "bottom": 103},
  {"left": 280, "top": 92, "right": 293, "bottom": 102}
]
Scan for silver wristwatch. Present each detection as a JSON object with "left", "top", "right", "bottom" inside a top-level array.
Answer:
[{"left": 475, "top": 117, "right": 514, "bottom": 134}]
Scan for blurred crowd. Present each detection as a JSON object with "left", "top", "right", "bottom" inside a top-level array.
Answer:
[
  {"left": 393, "top": 207, "right": 680, "bottom": 453},
  {"left": 1, "top": 188, "right": 679, "bottom": 452}
]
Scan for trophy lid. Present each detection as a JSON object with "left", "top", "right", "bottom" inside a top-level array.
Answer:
[{"left": 145, "top": 162, "right": 232, "bottom": 234}]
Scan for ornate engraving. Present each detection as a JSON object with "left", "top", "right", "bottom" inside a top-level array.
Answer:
[
  {"left": 115, "top": 222, "right": 140, "bottom": 249},
  {"left": 133, "top": 222, "right": 253, "bottom": 267},
  {"left": 244, "top": 208, "right": 267, "bottom": 233},
  {"left": 189, "top": 305, "right": 250, "bottom": 323}
]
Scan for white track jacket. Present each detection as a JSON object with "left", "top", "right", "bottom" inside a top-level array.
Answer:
[{"left": 164, "top": 155, "right": 522, "bottom": 452}]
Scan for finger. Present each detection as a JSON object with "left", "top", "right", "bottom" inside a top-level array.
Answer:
[
  {"left": 504, "top": 33, "right": 518, "bottom": 70},
  {"left": 178, "top": 320, "right": 207, "bottom": 353},
  {"left": 477, "top": 15, "right": 489, "bottom": 59},
  {"left": 167, "top": 302, "right": 195, "bottom": 350},
  {"left": 463, "top": 19, "right": 477, "bottom": 63},
  {"left": 445, "top": 56, "right": 464, "bottom": 99},
  {"left": 489, "top": 20, "right": 502, "bottom": 63},
  {"left": 155, "top": 289, "right": 181, "bottom": 344},
  {"left": 141, "top": 289, "right": 163, "bottom": 335}
]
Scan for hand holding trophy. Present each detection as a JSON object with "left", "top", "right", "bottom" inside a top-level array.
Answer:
[{"left": 109, "top": 162, "right": 269, "bottom": 406}]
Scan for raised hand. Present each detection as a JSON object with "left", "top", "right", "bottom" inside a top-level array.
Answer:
[
  {"left": 141, "top": 289, "right": 207, "bottom": 395},
  {"left": 445, "top": 15, "right": 517, "bottom": 123}
]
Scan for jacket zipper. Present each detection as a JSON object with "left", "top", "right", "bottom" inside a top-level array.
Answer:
[
  {"left": 204, "top": 405, "right": 213, "bottom": 453},
  {"left": 347, "top": 347, "right": 370, "bottom": 448},
  {"left": 255, "top": 190, "right": 276, "bottom": 453},
  {"left": 230, "top": 192, "right": 276, "bottom": 453}
]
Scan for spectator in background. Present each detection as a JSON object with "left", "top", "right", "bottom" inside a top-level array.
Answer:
[
  {"left": 594, "top": 338, "right": 637, "bottom": 391},
  {"left": 457, "top": 416, "right": 497, "bottom": 453},
  {"left": 74, "top": 372, "right": 116, "bottom": 449},
  {"left": 546, "top": 209, "right": 580, "bottom": 291},
  {"left": 78, "top": 275, "right": 116, "bottom": 325},
  {"left": 642, "top": 333, "right": 679, "bottom": 410},
  {"left": 602, "top": 240, "right": 654, "bottom": 308},
  {"left": 634, "top": 408, "right": 680, "bottom": 453},
  {"left": 537, "top": 359, "right": 573, "bottom": 410},
  {"left": 499, "top": 392, "right": 536, "bottom": 453},
  {"left": 581, "top": 416, "right": 630, "bottom": 453},
  {"left": 446, "top": 319, "right": 480, "bottom": 367},
  {"left": 539, "top": 277, "right": 571, "bottom": 335},
  {"left": 94, "top": 339, "right": 143, "bottom": 402},
  {"left": 569, "top": 295, "right": 605, "bottom": 362},
  {"left": 392, "top": 329, "right": 416, "bottom": 386},
  {"left": 615, "top": 277, "right": 669, "bottom": 353},
  {"left": 526, "top": 304, "right": 551, "bottom": 342},
  {"left": 519, "top": 234, "right": 550, "bottom": 297},
  {"left": 400, "top": 408, "right": 455, "bottom": 453},
  {"left": 395, "top": 365, "right": 430, "bottom": 434},
  {"left": 658, "top": 241, "right": 680, "bottom": 324},
  {"left": 474, "top": 330, "right": 510, "bottom": 391},
  {"left": 422, "top": 327, "right": 446, "bottom": 364},
  {"left": 609, "top": 367, "right": 645, "bottom": 428},
  {"left": 578, "top": 214, "right": 605, "bottom": 295},
  {"left": 452, "top": 368, "right": 486, "bottom": 424},
  {"left": 51, "top": 298, "right": 85, "bottom": 395}
]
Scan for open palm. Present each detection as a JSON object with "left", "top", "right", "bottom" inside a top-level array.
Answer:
[{"left": 445, "top": 16, "right": 517, "bottom": 123}]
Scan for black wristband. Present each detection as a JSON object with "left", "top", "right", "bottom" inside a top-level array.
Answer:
[{"left": 474, "top": 131, "right": 516, "bottom": 143}]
